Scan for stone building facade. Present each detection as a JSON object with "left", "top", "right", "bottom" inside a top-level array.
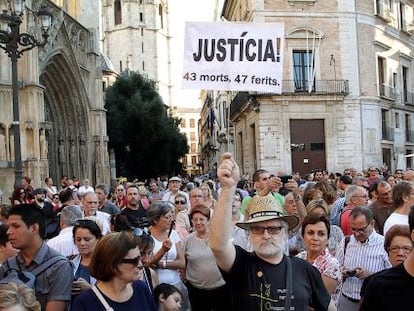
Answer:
[
  {"left": 201, "top": 0, "right": 414, "bottom": 177},
  {"left": 170, "top": 106, "right": 202, "bottom": 176},
  {"left": 0, "top": 0, "right": 110, "bottom": 198},
  {"left": 102, "top": 0, "right": 173, "bottom": 106}
]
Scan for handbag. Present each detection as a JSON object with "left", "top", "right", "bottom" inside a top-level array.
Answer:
[{"left": 92, "top": 285, "right": 114, "bottom": 311}]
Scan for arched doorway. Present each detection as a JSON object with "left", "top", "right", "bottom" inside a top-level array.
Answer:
[{"left": 40, "top": 52, "right": 90, "bottom": 184}]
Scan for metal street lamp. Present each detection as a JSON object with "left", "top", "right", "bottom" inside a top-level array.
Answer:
[{"left": 0, "top": 0, "right": 51, "bottom": 187}]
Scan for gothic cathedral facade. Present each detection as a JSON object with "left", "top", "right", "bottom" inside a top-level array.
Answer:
[{"left": 0, "top": 0, "right": 110, "bottom": 198}]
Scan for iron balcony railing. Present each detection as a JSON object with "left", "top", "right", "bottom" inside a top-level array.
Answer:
[
  {"left": 379, "top": 83, "right": 396, "bottom": 100},
  {"left": 406, "top": 130, "right": 414, "bottom": 143},
  {"left": 283, "top": 80, "right": 349, "bottom": 94},
  {"left": 230, "top": 80, "right": 349, "bottom": 118},
  {"left": 382, "top": 126, "right": 394, "bottom": 141},
  {"left": 403, "top": 91, "right": 414, "bottom": 105}
]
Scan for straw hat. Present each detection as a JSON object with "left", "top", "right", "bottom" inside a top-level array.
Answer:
[{"left": 236, "top": 194, "right": 299, "bottom": 230}]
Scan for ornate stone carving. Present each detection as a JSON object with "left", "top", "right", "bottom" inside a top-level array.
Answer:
[
  {"left": 39, "top": 128, "right": 48, "bottom": 160},
  {"left": 0, "top": 133, "right": 6, "bottom": 160}
]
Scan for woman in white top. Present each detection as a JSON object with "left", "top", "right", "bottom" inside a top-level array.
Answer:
[{"left": 147, "top": 201, "right": 189, "bottom": 310}]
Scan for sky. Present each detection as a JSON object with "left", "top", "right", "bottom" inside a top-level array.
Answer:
[{"left": 169, "top": 0, "right": 222, "bottom": 108}]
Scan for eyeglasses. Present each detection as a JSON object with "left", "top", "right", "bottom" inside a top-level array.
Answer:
[
  {"left": 174, "top": 200, "right": 186, "bottom": 205},
  {"left": 190, "top": 195, "right": 203, "bottom": 198},
  {"left": 121, "top": 256, "right": 143, "bottom": 269},
  {"left": 250, "top": 226, "right": 285, "bottom": 235},
  {"left": 350, "top": 223, "right": 371, "bottom": 233},
  {"left": 388, "top": 245, "right": 413, "bottom": 254}
]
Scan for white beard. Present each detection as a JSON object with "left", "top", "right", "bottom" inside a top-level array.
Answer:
[{"left": 249, "top": 234, "right": 287, "bottom": 259}]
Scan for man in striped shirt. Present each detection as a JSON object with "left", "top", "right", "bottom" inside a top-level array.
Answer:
[{"left": 335, "top": 206, "right": 391, "bottom": 311}]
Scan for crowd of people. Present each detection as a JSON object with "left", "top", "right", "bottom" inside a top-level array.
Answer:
[{"left": 0, "top": 159, "right": 413, "bottom": 310}]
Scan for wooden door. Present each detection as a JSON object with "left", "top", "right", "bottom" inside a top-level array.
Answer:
[{"left": 290, "top": 119, "right": 326, "bottom": 175}]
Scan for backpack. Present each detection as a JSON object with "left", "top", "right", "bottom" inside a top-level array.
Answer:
[
  {"left": 0, "top": 255, "right": 66, "bottom": 289},
  {"left": 332, "top": 198, "right": 347, "bottom": 226},
  {"left": 339, "top": 206, "right": 354, "bottom": 235}
]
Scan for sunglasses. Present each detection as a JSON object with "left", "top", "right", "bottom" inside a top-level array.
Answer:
[
  {"left": 133, "top": 227, "right": 144, "bottom": 236},
  {"left": 250, "top": 226, "right": 285, "bottom": 235},
  {"left": 121, "top": 256, "right": 143, "bottom": 269},
  {"left": 174, "top": 200, "right": 186, "bottom": 204}
]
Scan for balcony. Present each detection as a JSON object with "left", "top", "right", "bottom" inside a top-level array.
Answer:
[
  {"left": 283, "top": 80, "right": 349, "bottom": 95},
  {"left": 403, "top": 91, "right": 414, "bottom": 105},
  {"left": 201, "top": 138, "right": 218, "bottom": 154},
  {"left": 382, "top": 126, "right": 394, "bottom": 141},
  {"left": 379, "top": 84, "right": 396, "bottom": 100},
  {"left": 230, "top": 80, "right": 349, "bottom": 118},
  {"left": 406, "top": 130, "right": 414, "bottom": 143}
]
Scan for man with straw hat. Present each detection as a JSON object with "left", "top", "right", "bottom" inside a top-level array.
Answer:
[{"left": 210, "top": 153, "right": 330, "bottom": 311}]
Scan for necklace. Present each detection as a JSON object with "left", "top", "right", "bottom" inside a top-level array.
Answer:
[{"left": 196, "top": 233, "right": 209, "bottom": 246}]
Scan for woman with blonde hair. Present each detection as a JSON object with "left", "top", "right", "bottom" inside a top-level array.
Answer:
[
  {"left": 138, "top": 185, "right": 150, "bottom": 209},
  {"left": 313, "top": 180, "right": 338, "bottom": 208},
  {"left": 0, "top": 282, "right": 41, "bottom": 311},
  {"left": 200, "top": 183, "right": 217, "bottom": 210},
  {"left": 174, "top": 193, "right": 191, "bottom": 238}
]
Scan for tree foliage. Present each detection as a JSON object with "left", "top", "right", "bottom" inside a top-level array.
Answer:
[{"left": 105, "top": 72, "right": 188, "bottom": 179}]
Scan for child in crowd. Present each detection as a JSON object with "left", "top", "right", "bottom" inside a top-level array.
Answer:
[{"left": 153, "top": 283, "right": 183, "bottom": 311}]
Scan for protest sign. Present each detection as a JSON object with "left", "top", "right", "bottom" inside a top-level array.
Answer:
[{"left": 182, "top": 22, "right": 284, "bottom": 93}]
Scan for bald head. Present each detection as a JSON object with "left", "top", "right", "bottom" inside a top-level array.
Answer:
[{"left": 404, "top": 170, "right": 414, "bottom": 182}]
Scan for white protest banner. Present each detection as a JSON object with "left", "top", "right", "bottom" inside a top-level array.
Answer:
[{"left": 182, "top": 22, "right": 284, "bottom": 93}]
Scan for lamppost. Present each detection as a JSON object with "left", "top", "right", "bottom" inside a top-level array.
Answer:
[{"left": 0, "top": 0, "right": 52, "bottom": 187}]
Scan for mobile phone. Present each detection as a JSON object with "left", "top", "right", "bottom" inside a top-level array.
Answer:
[
  {"left": 347, "top": 269, "right": 357, "bottom": 277},
  {"left": 280, "top": 175, "right": 292, "bottom": 184}
]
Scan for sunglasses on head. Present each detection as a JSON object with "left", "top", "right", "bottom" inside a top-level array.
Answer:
[{"left": 133, "top": 227, "right": 143, "bottom": 236}]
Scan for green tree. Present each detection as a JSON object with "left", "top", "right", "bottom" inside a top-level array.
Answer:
[{"left": 105, "top": 72, "right": 189, "bottom": 179}]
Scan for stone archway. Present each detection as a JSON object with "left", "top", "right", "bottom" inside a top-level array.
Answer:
[
  {"left": 40, "top": 52, "right": 90, "bottom": 183},
  {"left": 0, "top": 1, "right": 109, "bottom": 199}
]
